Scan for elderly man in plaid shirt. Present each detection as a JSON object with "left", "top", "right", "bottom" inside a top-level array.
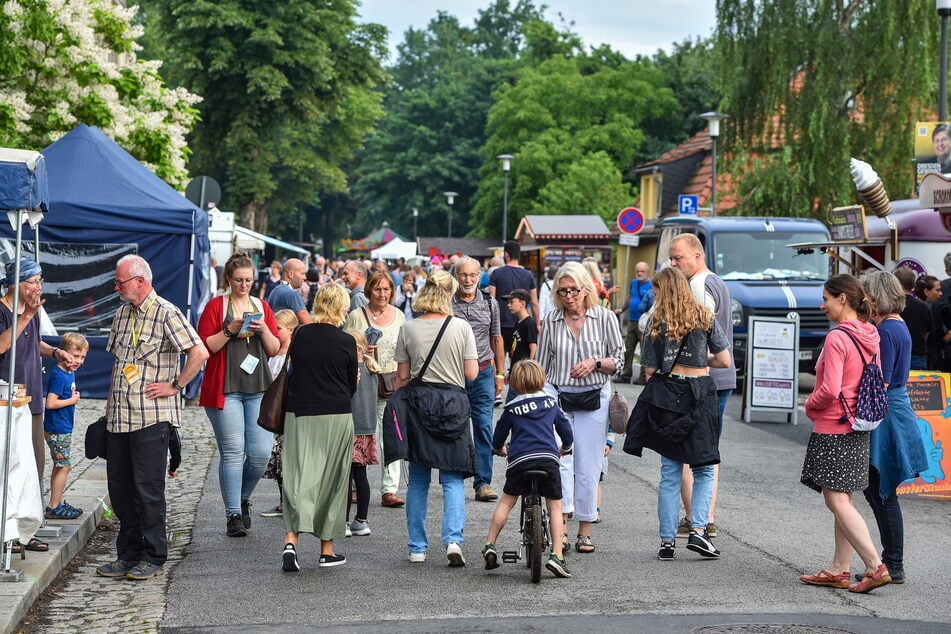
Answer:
[{"left": 96, "top": 255, "right": 208, "bottom": 581}]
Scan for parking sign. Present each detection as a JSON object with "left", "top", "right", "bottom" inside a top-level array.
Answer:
[{"left": 679, "top": 195, "right": 699, "bottom": 215}]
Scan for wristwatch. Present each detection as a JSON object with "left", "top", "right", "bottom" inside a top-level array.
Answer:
[
  {"left": 594, "top": 358, "right": 602, "bottom": 370},
  {"left": 171, "top": 378, "right": 182, "bottom": 391},
  {"left": 223, "top": 325, "right": 236, "bottom": 338}
]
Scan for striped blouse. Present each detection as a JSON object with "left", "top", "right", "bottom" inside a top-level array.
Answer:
[{"left": 537, "top": 306, "right": 625, "bottom": 387}]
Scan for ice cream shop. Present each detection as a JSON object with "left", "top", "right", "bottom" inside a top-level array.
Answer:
[{"left": 513, "top": 215, "right": 613, "bottom": 280}]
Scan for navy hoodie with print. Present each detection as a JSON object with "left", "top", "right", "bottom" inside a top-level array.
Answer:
[{"left": 493, "top": 392, "right": 573, "bottom": 471}]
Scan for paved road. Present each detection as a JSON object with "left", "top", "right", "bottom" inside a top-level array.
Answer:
[{"left": 154, "top": 382, "right": 951, "bottom": 632}]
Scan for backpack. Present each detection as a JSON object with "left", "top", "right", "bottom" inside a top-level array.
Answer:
[{"left": 834, "top": 328, "right": 887, "bottom": 432}]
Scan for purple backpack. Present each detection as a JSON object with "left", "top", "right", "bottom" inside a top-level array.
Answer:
[{"left": 835, "top": 328, "right": 887, "bottom": 432}]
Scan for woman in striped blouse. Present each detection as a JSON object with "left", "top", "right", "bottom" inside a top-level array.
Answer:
[{"left": 536, "top": 261, "right": 624, "bottom": 554}]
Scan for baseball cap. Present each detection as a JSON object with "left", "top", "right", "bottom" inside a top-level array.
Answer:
[{"left": 501, "top": 288, "right": 531, "bottom": 302}]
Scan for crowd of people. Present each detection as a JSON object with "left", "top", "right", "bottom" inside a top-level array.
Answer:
[{"left": 1, "top": 240, "right": 939, "bottom": 589}]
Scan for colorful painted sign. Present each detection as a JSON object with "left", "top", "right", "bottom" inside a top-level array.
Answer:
[{"left": 897, "top": 371, "right": 949, "bottom": 499}]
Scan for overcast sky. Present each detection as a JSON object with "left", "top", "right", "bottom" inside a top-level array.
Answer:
[{"left": 358, "top": 0, "right": 717, "bottom": 60}]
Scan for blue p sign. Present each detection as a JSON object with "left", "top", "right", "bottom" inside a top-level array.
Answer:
[{"left": 679, "top": 195, "right": 699, "bottom": 215}]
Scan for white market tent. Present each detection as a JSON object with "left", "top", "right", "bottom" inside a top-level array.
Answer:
[{"left": 371, "top": 237, "right": 418, "bottom": 261}]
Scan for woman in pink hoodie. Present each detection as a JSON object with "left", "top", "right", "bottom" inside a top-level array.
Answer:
[{"left": 799, "top": 274, "right": 892, "bottom": 594}]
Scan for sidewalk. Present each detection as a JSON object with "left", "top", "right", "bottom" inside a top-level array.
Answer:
[{"left": 0, "top": 398, "right": 214, "bottom": 634}]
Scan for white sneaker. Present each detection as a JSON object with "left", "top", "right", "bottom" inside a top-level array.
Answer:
[
  {"left": 345, "top": 524, "right": 352, "bottom": 537},
  {"left": 349, "top": 519, "right": 371, "bottom": 536},
  {"left": 446, "top": 542, "right": 465, "bottom": 567},
  {"left": 408, "top": 552, "right": 426, "bottom": 563}
]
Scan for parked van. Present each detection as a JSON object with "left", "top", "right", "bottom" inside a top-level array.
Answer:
[{"left": 655, "top": 216, "right": 831, "bottom": 374}]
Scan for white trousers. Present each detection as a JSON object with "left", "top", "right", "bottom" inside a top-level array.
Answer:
[{"left": 551, "top": 382, "right": 610, "bottom": 522}]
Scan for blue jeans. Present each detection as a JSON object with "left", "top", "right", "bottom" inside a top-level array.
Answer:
[
  {"left": 205, "top": 392, "right": 272, "bottom": 517},
  {"left": 910, "top": 355, "right": 927, "bottom": 371},
  {"left": 716, "top": 389, "right": 732, "bottom": 438},
  {"left": 406, "top": 462, "right": 465, "bottom": 554},
  {"left": 466, "top": 365, "right": 495, "bottom": 489},
  {"left": 863, "top": 466, "right": 905, "bottom": 572},
  {"left": 659, "top": 456, "right": 714, "bottom": 541}
]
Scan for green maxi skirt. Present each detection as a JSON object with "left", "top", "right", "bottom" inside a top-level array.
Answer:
[{"left": 282, "top": 412, "right": 354, "bottom": 540}]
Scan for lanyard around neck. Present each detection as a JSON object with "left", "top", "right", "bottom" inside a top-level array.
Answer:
[{"left": 131, "top": 295, "right": 157, "bottom": 348}]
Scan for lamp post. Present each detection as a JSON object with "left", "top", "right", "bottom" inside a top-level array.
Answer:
[
  {"left": 412, "top": 207, "right": 419, "bottom": 241},
  {"left": 940, "top": 0, "right": 951, "bottom": 121},
  {"left": 700, "top": 111, "right": 730, "bottom": 216},
  {"left": 443, "top": 191, "right": 458, "bottom": 238},
  {"left": 497, "top": 154, "right": 514, "bottom": 243}
]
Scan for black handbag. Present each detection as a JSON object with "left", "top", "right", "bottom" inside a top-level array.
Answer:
[
  {"left": 84, "top": 416, "right": 108, "bottom": 459},
  {"left": 556, "top": 387, "right": 601, "bottom": 412}
]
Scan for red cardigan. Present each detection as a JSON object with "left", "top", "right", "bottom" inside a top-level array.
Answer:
[{"left": 197, "top": 295, "right": 279, "bottom": 409}]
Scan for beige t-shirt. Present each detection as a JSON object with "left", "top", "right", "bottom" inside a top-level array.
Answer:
[{"left": 395, "top": 317, "right": 477, "bottom": 388}]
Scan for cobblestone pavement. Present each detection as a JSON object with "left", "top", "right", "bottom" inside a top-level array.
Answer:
[{"left": 16, "top": 401, "right": 216, "bottom": 633}]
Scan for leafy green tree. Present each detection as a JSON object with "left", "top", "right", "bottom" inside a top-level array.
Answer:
[
  {"left": 0, "top": 0, "right": 199, "bottom": 187},
  {"left": 150, "top": 0, "right": 387, "bottom": 231},
  {"left": 351, "top": 1, "right": 548, "bottom": 239},
  {"left": 469, "top": 53, "right": 678, "bottom": 237},
  {"left": 717, "top": 1, "right": 938, "bottom": 216}
]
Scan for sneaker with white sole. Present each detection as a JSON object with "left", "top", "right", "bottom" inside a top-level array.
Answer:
[
  {"left": 446, "top": 542, "right": 465, "bottom": 567},
  {"left": 408, "top": 552, "right": 426, "bottom": 563},
  {"left": 676, "top": 516, "right": 691, "bottom": 538},
  {"left": 482, "top": 543, "right": 499, "bottom": 570},
  {"left": 282, "top": 544, "right": 300, "bottom": 572},
  {"left": 686, "top": 530, "right": 720, "bottom": 558},
  {"left": 706, "top": 522, "right": 717, "bottom": 538},
  {"left": 345, "top": 524, "right": 352, "bottom": 537},
  {"left": 349, "top": 519, "right": 371, "bottom": 536},
  {"left": 546, "top": 552, "right": 571, "bottom": 578},
  {"left": 657, "top": 541, "right": 676, "bottom": 560},
  {"left": 317, "top": 553, "right": 346, "bottom": 568}
]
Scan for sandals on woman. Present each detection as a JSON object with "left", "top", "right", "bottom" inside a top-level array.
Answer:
[
  {"left": 575, "top": 533, "right": 595, "bottom": 554},
  {"left": 799, "top": 569, "right": 850, "bottom": 588},
  {"left": 21, "top": 538, "right": 49, "bottom": 552}
]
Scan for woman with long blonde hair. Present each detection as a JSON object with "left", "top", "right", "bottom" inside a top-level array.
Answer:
[{"left": 625, "top": 266, "right": 731, "bottom": 561}]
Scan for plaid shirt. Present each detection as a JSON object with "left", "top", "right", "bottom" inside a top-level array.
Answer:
[{"left": 106, "top": 291, "right": 202, "bottom": 433}]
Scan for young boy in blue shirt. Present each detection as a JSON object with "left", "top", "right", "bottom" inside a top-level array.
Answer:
[
  {"left": 482, "top": 359, "right": 574, "bottom": 578},
  {"left": 43, "top": 332, "right": 88, "bottom": 520}
]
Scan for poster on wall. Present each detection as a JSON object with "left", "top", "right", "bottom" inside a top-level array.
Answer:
[
  {"left": 897, "top": 371, "right": 950, "bottom": 499},
  {"left": 914, "top": 121, "right": 951, "bottom": 195}
]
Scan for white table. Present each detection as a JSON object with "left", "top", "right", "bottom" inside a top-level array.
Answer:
[{"left": 0, "top": 402, "right": 43, "bottom": 551}]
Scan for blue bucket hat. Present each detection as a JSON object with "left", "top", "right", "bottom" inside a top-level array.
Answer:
[{"left": 3, "top": 259, "right": 42, "bottom": 286}]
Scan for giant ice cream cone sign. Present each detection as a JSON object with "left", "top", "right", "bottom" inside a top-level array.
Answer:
[
  {"left": 918, "top": 171, "right": 951, "bottom": 212},
  {"left": 850, "top": 158, "right": 891, "bottom": 218}
]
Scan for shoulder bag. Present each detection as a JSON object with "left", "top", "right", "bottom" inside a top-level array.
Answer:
[
  {"left": 363, "top": 307, "right": 399, "bottom": 399},
  {"left": 256, "top": 327, "right": 298, "bottom": 434}
]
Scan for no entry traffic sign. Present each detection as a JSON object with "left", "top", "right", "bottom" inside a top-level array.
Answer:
[{"left": 617, "top": 207, "right": 644, "bottom": 235}]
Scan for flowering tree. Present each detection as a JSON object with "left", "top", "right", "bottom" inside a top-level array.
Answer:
[{"left": 0, "top": 0, "right": 199, "bottom": 188}]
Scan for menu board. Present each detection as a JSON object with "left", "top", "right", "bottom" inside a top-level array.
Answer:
[
  {"left": 827, "top": 205, "right": 868, "bottom": 243},
  {"left": 897, "top": 372, "right": 950, "bottom": 500},
  {"left": 744, "top": 316, "right": 800, "bottom": 423}
]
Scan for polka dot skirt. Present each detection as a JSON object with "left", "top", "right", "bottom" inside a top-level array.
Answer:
[{"left": 800, "top": 431, "right": 870, "bottom": 493}]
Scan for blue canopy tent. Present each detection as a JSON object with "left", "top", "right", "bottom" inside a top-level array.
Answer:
[{"left": 0, "top": 125, "right": 211, "bottom": 397}]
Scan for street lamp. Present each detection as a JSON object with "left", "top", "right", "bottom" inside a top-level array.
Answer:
[
  {"left": 412, "top": 207, "right": 419, "bottom": 241},
  {"left": 940, "top": 0, "right": 951, "bottom": 121},
  {"left": 443, "top": 191, "right": 458, "bottom": 238},
  {"left": 700, "top": 111, "right": 730, "bottom": 216},
  {"left": 497, "top": 154, "right": 514, "bottom": 242}
]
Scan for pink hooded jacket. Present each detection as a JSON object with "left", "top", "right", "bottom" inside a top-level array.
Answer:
[{"left": 805, "top": 319, "right": 880, "bottom": 434}]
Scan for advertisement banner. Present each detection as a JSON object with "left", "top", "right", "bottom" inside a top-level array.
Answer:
[
  {"left": 914, "top": 121, "right": 951, "bottom": 195},
  {"left": 897, "top": 371, "right": 950, "bottom": 499}
]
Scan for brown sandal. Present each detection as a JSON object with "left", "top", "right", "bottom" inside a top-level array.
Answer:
[
  {"left": 575, "top": 534, "right": 595, "bottom": 553},
  {"left": 799, "top": 569, "right": 850, "bottom": 588}
]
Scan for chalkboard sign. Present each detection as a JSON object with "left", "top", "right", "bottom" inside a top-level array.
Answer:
[
  {"left": 907, "top": 373, "right": 947, "bottom": 415},
  {"left": 827, "top": 205, "right": 867, "bottom": 243}
]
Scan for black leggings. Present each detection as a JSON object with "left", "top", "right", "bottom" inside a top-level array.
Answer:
[{"left": 348, "top": 464, "right": 370, "bottom": 522}]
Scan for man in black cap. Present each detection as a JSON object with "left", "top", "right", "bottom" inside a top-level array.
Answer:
[
  {"left": 501, "top": 288, "right": 537, "bottom": 367},
  {"left": 489, "top": 241, "right": 538, "bottom": 356}
]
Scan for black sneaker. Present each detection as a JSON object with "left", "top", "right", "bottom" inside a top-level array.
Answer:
[
  {"left": 227, "top": 513, "right": 247, "bottom": 537},
  {"left": 658, "top": 541, "right": 676, "bottom": 560},
  {"left": 241, "top": 500, "right": 252, "bottom": 529},
  {"left": 318, "top": 553, "right": 346, "bottom": 568},
  {"left": 686, "top": 530, "right": 720, "bottom": 558},
  {"left": 482, "top": 543, "right": 499, "bottom": 570},
  {"left": 96, "top": 559, "right": 136, "bottom": 578},
  {"left": 126, "top": 561, "right": 162, "bottom": 580},
  {"left": 282, "top": 544, "right": 300, "bottom": 572},
  {"left": 546, "top": 552, "right": 571, "bottom": 578}
]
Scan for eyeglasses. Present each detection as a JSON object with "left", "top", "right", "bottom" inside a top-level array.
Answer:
[
  {"left": 22, "top": 278, "right": 43, "bottom": 287},
  {"left": 456, "top": 272, "right": 480, "bottom": 279},
  {"left": 557, "top": 288, "right": 582, "bottom": 297},
  {"left": 114, "top": 276, "right": 141, "bottom": 288}
]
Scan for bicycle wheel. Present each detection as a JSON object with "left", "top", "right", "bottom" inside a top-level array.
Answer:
[{"left": 530, "top": 502, "right": 543, "bottom": 583}]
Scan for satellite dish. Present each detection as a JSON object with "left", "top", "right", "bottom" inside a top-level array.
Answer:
[{"left": 185, "top": 176, "right": 222, "bottom": 210}]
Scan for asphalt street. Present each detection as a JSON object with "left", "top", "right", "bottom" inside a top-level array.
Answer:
[{"left": 160, "top": 380, "right": 951, "bottom": 632}]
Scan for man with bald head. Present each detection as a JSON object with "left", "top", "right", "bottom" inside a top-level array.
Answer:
[{"left": 265, "top": 258, "right": 312, "bottom": 325}]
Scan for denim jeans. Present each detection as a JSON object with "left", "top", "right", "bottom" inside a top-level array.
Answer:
[
  {"left": 863, "top": 465, "right": 905, "bottom": 572},
  {"left": 406, "top": 462, "right": 465, "bottom": 554},
  {"left": 466, "top": 365, "right": 495, "bottom": 489},
  {"left": 659, "top": 456, "right": 714, "bottom": 541},
  {"left": 716, "top": 389, "right": 732, "bottom": 438},
  {"left": 205, "top": 392, "right": 272, "bottom": 517}
]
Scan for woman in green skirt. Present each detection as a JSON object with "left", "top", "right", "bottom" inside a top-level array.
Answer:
[{"left": 281, "top": 283, "right": 357, "bottom": 572}]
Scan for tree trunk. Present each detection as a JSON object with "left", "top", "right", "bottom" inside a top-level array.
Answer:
[{"left": 239, "top": 201, "right": 269, "bottom": 233}]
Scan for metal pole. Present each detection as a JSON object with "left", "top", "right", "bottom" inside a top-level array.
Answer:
[
  {"left": 447, "top": 202, "right": 452, "bottom": 238},
  {"left": 1, "top": 212, "right": 24, "bottom": 571},
  {"left": 710, "top": 136, "right": 718, "bottom": 216},
  {"left": 502, "top": 170, "right": 510, "bottom": 244},
  {"left": 942, "top": 11, "right": 949, "bottom": 121}
]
